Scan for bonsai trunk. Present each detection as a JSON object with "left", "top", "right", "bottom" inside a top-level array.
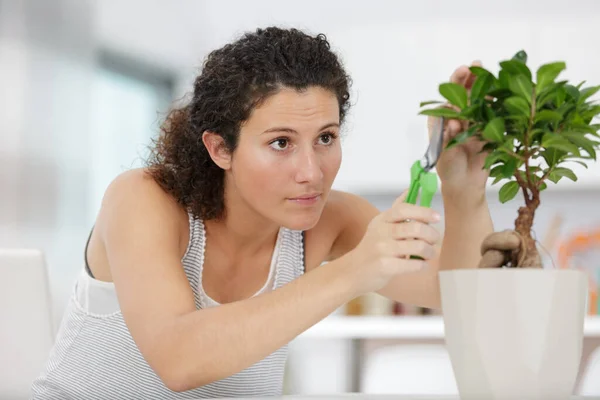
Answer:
[
  {"left": 512, "top": 199, "right": 542, "bottom": 268},
  {"left": 478, "top": 183, "right": 544, "bottom": 269}
]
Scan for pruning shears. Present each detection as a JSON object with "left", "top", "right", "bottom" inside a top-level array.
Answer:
[{"left": 405, "top": 117, "right": 445, "bottom": 207}]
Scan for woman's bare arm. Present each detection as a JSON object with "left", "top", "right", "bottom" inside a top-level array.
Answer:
[{"left": 98, "top": 171, "right": 358, "bottom": 392}]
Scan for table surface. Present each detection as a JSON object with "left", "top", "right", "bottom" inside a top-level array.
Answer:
[
  {"left": 216, "top": 395, "right": 600, "bottom": 399},
  {"left": 299, "top": 315, "right": 600, "bottom": 339}
]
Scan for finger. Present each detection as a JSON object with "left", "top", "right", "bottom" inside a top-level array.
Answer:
[
  {"left": 450, "top": 65, "right": 470, "bottom": 86},
  {"left": 392, "top": 190, "right": 409, "bottom": 207},
  {"left": 398, "top": 258, "right": 430, "bottom": 273},
  {"left": 385, "top": 203, "right": 441, "bottom": 224},
  {"left": 383, "top": 257, "right": 429, "bottom": 274},
  {"left": 446, "top": 119, "right": 463, "bottom": 138},
  {"left": 464, "top": 60, "right": 482, "bottom": 89},
  {"left": 431, "top": 104, "right": 465, "bottom": 140},
  {"left": 389, "top": 221, "right": 441, "bottom": 245},
  {"left": 389, "top": 239, "right": 437, "bottom": 260}
]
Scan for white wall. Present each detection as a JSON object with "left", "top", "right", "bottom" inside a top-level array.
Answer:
[{"left": 96, "top": 0, "right": 600, "bottom": 193}]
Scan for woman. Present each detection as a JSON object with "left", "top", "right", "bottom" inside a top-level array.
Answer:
[{"left": 32, "top": 27, "right": 493, "bottom": 399}]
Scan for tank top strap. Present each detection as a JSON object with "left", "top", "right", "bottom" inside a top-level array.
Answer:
[
  {"left": 271, "top": 227, "right": 305, "bottom": 288},
  {"left": 181, "top": 210, "right": 306, "bottom": 309}
]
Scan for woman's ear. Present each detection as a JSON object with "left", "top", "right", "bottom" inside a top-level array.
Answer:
[{"left": 202, "top": 131, "right": 232, "bottom": 170}]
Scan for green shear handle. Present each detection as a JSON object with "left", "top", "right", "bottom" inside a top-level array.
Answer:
[
  {"left": 405, "top": 117, "right": 445, "bottom": 259},
  {"left": 405, "top": 116, "right": 445, "bottom": 207},
  {"left": 406, "top": 160, "right": 438, "bottom": 207}
]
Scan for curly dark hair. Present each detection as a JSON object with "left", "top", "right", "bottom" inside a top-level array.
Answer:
[{"left": 145, "top": 26, "right": 352, "bottom": 221}]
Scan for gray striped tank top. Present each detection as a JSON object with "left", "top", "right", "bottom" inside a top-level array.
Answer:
[{"left": 31, "top": 211, "right": 306, "bottom": 399}]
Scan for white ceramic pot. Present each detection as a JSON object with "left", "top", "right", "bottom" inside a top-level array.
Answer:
[{"left": 439, "top": 269, "right": 588, "bottom": 400}]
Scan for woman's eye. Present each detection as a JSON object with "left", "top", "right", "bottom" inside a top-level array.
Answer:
[
  {"left": 318, "top": 133, "right": 337, "bottom": 145},
  {"left": 269, "top": 138, "right": 289, "bottom": 151}
]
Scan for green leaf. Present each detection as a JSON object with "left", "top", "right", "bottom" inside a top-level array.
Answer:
[
  {"left": 505, "top": 116, "right": 529, "bottom": 137},
  {"left": 483, "top": 104, "right": 496, "bottom": 121},
  {"left": 579, "top": 86, "right": 600, "bottom": 104},
  {"left": 481, "top": 141, "right": 498, "bottom": 152},
  {"left": 460, "top": 104, "right": 480, "bottom": 119},
  {"left": 509, "top": 75, "right": 534, "bottom": 104},
  {"left": 556, "top": 87, "right": 567, "bottom": 106},
  {"left": 471, "top": 74, "right": 495, "bottom": 102},
  {"left": 512, "top": 50, "right": 528, "bottom": 63},
  {"left": 501, "top": 157, "right": 518, "bottom": 178},
  {"left": 445, "top": 128, "right": 474, "bottom": 149},
  {"left": 487, "top": 88, "right": 513, "bottom": 99},
  {"left": 504, "top": 96, "right": 531, "bottom": 117},
  {"left": 562, "top": 132, "right": 598, "bottom": 160},
  {"left": 439, "top": 83, "right": 468, "bottom": 109},
  {"left": 419, "top": 108, "right": 463, "bottom": 119},
  {"left": 420, "top": 100, "right": 443, "bottom": 107},
  {"left": 548, "top": 167, "right": 578, "bottom": 183},
  {"left": 564, "top": 159, "right": 588, "bottom": 169},
  {"left": 498, "top": 70, "right": 510, "bottom": 89},
  {"left": 489, "top": 165, "right": 504, "bottom": 178},
  {"left": 569, "top": 122, "right": 599, "bottom": 135},
  {"left": 482, "top": 117, "right": 506, "bottom": 142},
  {"left": 539, "top": 181, "right": 548, "bottom": 191},
  {"left": 483, "top": 151, "right": 508, "bottom": 169},
  {"left": 500, "top": 60, "right": 532, "bottom": 81},
  {"left": 542, "top": 148, "right": 566, "bottom": 167},
  {"left": 565, "top": 84, "right": 580, "bottom": 102},
  {"left": 537, "top": 81, "right": 568, "bottom": 108},
  {"left": 530, "top": 128, "right": 546, "bottom": 143},
  {"left": 536, "top": 62, "right": 566, "bottom": 92},
  {"left": 581, "top": 105, "right": 600, "bottom": 121},
  {"left": 469, "top": 66, "right": 493, "bottom": 77},
  {"left": 542, "top": 133, "right": 581, "bottom": 156},
  {"left": 534, "top": 110, "right": 563, "bottom": 124},
  {"left": 492, "top": 175, "right": 504, "bottom": 185},
  {"left": 499, "top": 181, "right": 520, "bottom": 203},
  {"left": 556, "top": 103, "right": 576, "bottom": 119}
]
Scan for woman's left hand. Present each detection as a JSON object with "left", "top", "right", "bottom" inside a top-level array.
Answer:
[{"left": 428, "top": 61, "right": 490, "bottom": 196}]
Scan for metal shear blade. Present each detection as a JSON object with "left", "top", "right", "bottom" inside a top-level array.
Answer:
[{"left": 420, "top": 117, "right": 445, "bottom": 172}]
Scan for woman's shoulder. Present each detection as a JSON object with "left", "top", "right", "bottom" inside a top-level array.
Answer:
[
  {"left": 101, "top": 168, "right": 182, "bottom": 212},
  {"left": 94, "top": 168, "right": 189, "bottom": 240}
]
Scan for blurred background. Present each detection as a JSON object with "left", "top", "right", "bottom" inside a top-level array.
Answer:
[{"left": 2, "top": 0, "right": 600, "bottom": 396}]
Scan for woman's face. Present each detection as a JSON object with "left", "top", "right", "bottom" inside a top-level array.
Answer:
[{"left": 229, "top": 86, "right": 342, "bottom": 231}]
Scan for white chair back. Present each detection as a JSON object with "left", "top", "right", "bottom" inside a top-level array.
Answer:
[{"left": 0, "top": 249, "right": 54, "bottom": 399}]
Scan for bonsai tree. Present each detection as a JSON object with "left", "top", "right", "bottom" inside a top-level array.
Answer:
[{"left": 419, "top": 50, "right": 600, "bottom": 269}]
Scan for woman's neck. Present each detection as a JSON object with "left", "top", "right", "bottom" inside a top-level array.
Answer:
[{"left": 203, "top": 183, "right": 280, "bottom": 260}]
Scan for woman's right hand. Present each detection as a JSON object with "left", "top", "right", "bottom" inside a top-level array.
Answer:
[{"left": 345, "top": 191, "right": 442, "bottom": 295}]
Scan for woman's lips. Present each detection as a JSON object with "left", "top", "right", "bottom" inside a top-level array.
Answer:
[{"left": 288, "top": 193, "right": 321, "bottom": 205}]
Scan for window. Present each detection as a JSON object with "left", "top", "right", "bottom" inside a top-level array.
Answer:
[{"left": 88, "top": 51, "right": 174, "bottom": 222}]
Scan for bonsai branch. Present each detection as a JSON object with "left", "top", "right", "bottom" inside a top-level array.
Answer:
[
  {"left": 501, "top": 148, "right": 526, "bottom": 162},
  {"left": 538, "top": 166, "right": 555, "bottom": 188}
]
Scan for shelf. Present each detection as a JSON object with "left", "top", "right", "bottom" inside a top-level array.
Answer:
[{"left": 299, "top": 315, "right": 600, "bottom": 339}]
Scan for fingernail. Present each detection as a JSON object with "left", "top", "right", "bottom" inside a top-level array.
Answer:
[{"left": 433, "top": 212, "right": 441, "bottom": 221}]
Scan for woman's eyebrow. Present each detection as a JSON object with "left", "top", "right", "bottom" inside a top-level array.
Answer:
[{"left": 261, "top": 122, "right": 339, "bottom": 135}]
